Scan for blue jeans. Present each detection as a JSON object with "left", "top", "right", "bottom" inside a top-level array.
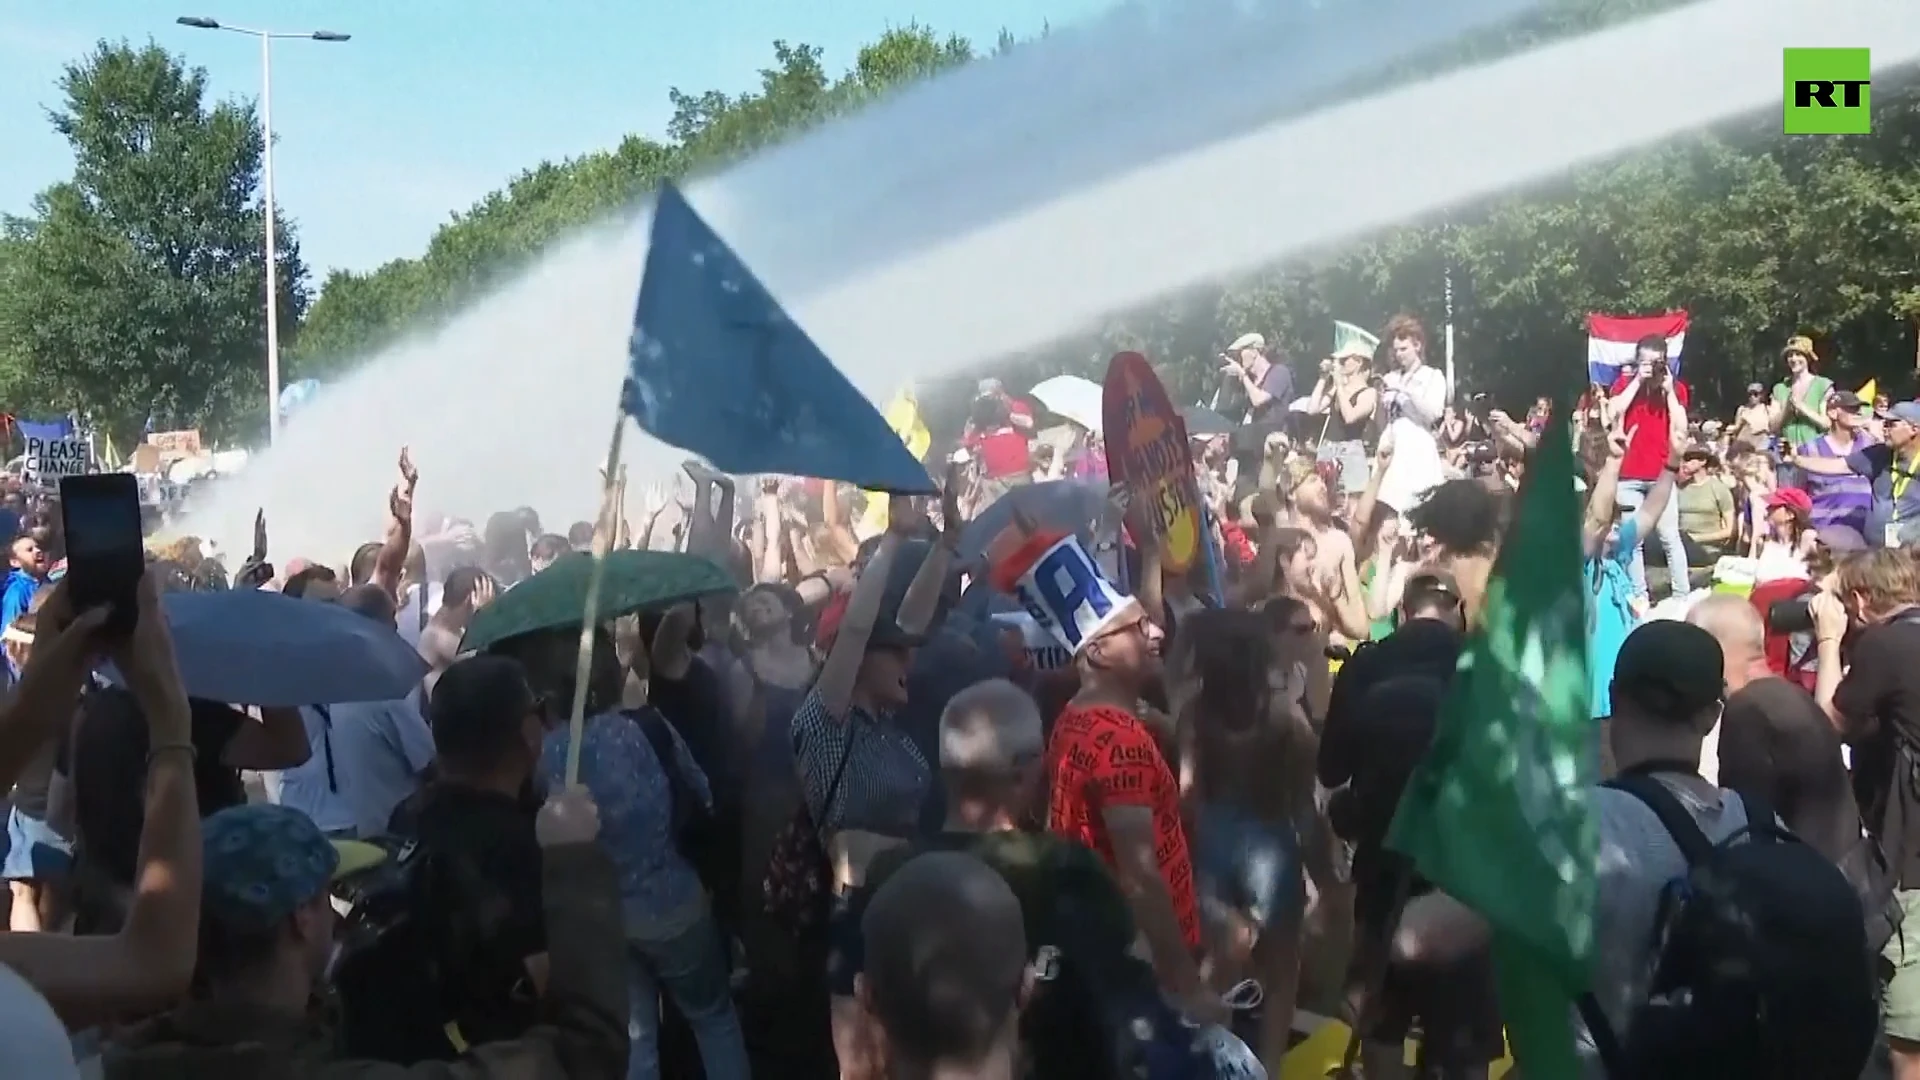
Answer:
[
  {"left": 1193, "top": 803, "right": 1304, "bottom": 932},
  {"left": 626, "top": 912, "right": 750, "bottom": 1080},
  {"left": 1616, "top": 478, "right": 1688, "bottom": 601}
]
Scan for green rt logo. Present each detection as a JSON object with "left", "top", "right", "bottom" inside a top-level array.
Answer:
[{"left": 1784, "top": 48, "right": 1870, "bottom": 134}]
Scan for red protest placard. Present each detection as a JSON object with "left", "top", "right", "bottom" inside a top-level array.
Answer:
[{"left": 1102, "top": 352, "right": 1204, "bottom": 574}]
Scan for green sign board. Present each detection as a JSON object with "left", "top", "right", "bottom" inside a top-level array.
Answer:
[{"left": 1784, "top": 48, "right": 1871, "bottom": 135}]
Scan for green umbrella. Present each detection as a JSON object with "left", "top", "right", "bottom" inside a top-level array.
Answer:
[{"left": 460, "top": 549, "right": 736, "bottom": 653}]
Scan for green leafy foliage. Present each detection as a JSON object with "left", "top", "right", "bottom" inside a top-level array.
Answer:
[{"left": 0, "top": 41, "right": 309, "bottom": 449}]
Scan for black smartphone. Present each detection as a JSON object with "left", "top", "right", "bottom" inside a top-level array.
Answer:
[{"left": 59, "top": 473, "right": 145, "bottom": 638}]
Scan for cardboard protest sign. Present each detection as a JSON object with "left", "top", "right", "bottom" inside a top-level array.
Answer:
[
  {"left": 25, "top": 435, "right": 90, "bottom": 483},
  {"left": 1102, "top": 351, "right": 1207, "bottom": 575},
  {"left": 148, "top": 429, "right": 202, "bottom": 461}
]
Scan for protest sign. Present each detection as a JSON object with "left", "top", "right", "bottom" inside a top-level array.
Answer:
[
  {"left": 148, "top": 429, "right": 203, "bottom": 462},
  {"left": 25, "top": 436, "right": 91, "bottom": 483},
  {"left": 1102, "top": 351, "right": 1206, "bottom": 575}
]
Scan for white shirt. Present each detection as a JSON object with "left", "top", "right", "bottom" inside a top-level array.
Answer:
[
  {"left": 271, "top": 699, "right": 437, "bottom": 837},
  {"left": 1381, "top": 364, "right": 1448, "bottom": 431}
]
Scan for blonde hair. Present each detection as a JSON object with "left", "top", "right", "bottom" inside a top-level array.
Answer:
[{"left": 1834, "top": 549, "right": 1920, "bottom": 618}]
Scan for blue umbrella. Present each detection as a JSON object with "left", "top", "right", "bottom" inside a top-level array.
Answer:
[
  {"left": 110, "top": 589, "right": 428, "bottom": 707},
  {"left": 957, "top": 479, "right": 1108, "bottom": 562}
]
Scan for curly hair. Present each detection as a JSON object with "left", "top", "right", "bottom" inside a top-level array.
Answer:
[{"left": 1383, "top": 313, "right": 1427, "bottom": 352}]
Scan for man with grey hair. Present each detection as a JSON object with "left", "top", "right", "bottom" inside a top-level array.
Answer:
[{"left": 829, "top": 679, "right": 1165, "bottom": 1080}]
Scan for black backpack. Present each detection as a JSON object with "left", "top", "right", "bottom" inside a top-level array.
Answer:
[
  {"left": 1579, "top": 772, "right": 1878, "bottom": 1080},
  {"left": 329, "top": 835, "right": 459, "bottom": 1064},
  {"left": 1022, "top": 843, "right": 1212, "bottom": 1080},
  {"left": 625, "top": 707, "right": 731, "bottom": 894},
  {"left": 329, "top": 819, "right": 539, "bottom": 1063}
]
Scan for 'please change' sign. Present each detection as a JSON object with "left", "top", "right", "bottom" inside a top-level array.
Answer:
[{"left": 25, "top": 436, "right": 91, "bottom": 483}]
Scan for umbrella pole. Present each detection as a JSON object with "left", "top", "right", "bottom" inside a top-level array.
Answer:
[{"left": 563, "top": 410, "right": 628, "bottom": 788}]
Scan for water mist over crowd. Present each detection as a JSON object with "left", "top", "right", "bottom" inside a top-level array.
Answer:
[{"left": 190, "top": 0, "right": 1920, "bottom": 564}]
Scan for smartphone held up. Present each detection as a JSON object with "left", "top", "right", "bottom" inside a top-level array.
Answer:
[{"left": 58, "top": 474, "right": 145, "bottom": 639}]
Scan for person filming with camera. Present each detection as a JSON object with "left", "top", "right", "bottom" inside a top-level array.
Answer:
[{"left": 1810, "top": 548, "right": 1920, "bottom": 1079}]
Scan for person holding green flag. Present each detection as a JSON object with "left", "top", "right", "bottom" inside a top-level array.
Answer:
[{"left": 1382, "top": 402, "right": 1600, "bottom": 1080}]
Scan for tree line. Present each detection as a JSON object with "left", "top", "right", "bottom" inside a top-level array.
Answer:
[{"left": 3, "top": 2, "right": 1917, "bottom": 451}]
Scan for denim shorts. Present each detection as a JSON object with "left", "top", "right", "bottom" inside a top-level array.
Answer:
[
  {"left": 3, "top": 807, "right": 73, "bottom": 881},
  {"left": 1193, "top": 803, "right": 1304, "bottom": 932}
]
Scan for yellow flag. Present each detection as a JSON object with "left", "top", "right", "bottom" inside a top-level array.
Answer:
[
  {"left": 1859, "top": 379, "right": 1878, "bottom": 404},
  {"left": 859, "top": 392, "right": 931, "bottom": 536}
]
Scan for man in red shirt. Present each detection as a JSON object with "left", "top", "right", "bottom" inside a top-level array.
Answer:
[
  {"left": 985, "top": 526, "right": 1218, "bottom": 1026},
  {"left": 1608, "top": 335, "right": 1692, "bottom": 600},
  {"left": 961, "top": 384, "right": 1034, "bottom": 513}
]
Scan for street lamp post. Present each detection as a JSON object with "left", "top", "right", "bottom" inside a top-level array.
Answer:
[{"left": 176, "top": 16, "right": 350, "bottom": 447}]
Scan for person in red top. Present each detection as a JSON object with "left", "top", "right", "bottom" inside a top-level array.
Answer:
[
  {"left": 984, "top": 524, "right": 1219, "bottom": 1027},
  {"left": 1607, "top": 334, "right": 1692, "bottom": 600}
]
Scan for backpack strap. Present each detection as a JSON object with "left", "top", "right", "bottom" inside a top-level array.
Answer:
[
  {"left": 1602, "top": 772, "right": 1717, "bottom": 867},
  {"left": 626, "top": 708, "right": 694, "bottom": 834}
]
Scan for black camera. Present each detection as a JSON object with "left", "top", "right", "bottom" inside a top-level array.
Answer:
[{"left": 1766, "top": 593, "right": 1818, "bottom": 636}]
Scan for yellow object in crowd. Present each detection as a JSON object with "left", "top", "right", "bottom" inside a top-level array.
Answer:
[
  {"left": 859, "top": 391, "right": 933, "bottom": 536},
  {"left": 1859, "top": 378, "right": 1878, "bottom": 405},
  {"left": 1280, "top": 1015, "right": 1513, "bottom": 1079}
]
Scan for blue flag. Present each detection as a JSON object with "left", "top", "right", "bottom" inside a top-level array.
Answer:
[
  {"left": 17, "top": 419, "right": 73, "bottom": 444},
  {"left": 624, "top": 182, "right": 933, "bottom": 494}
]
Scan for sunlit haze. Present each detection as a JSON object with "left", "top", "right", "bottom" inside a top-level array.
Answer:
[{"left": 188, "top": 0, "right": 1920, "bottom": 564}]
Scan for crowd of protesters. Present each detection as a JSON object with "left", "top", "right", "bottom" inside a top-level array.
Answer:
[{"left": 0, "top": 313, "right": 1913, "bottom": 1080}]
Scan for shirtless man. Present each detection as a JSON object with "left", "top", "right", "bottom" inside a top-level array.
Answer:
[{"left": 1291, "top": 470, "right": 1369, "bottom": 644}]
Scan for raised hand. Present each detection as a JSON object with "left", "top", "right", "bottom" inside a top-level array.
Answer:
[{"left": 398, "top": 446, "right": 419, "bottom": 492}]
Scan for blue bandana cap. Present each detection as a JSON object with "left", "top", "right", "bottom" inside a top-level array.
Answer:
[{"left": 200, "top": 804, "right": 342, "bottom": 932}]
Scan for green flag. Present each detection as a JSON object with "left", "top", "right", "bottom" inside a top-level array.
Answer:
[{"left": 1385, "top": 410, "right": 1599, "bottom": 1080}]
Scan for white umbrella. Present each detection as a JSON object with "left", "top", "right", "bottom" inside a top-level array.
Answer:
[{"left": 1028, "top": 375, "right": 1105, "bottom": 434}]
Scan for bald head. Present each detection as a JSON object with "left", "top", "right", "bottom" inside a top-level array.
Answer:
[
  {"left": 861, "top": 852, "right": 1027, "bottom": 1071},
  {"left": 1687, "top": 594, "right": 1766, "bottom": 686}
]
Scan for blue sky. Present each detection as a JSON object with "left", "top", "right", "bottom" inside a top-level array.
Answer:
[{"left": 1, "top": 0, "right": 1110, "bottom": 276}]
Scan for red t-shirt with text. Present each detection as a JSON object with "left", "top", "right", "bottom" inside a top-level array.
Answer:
[
  {"left": 1045, "top": 703, "right": 1200, "bottom": 949},
  {"left": 1609, "top": 374, "right": 1689, "bottom": 481}
]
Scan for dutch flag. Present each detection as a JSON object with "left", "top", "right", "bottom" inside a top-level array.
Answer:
[{"left": 1585, "top": 311, "right": 1687, "bottom": 387}]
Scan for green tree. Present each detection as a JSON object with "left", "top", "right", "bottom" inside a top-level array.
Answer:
[
  {"left": 0, "top": 41, "right": 309, "bottom": 448},
  {"left": 288, "top": 24, "right": 973, "bottom": 380}
]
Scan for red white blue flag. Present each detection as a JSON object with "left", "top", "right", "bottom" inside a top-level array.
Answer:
[{"left": 1585, "top": 311, "right": 1686, "bottom": 386}]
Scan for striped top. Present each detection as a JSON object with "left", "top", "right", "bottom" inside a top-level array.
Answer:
[{"left": 1797, "top": 433, "right": 1873, "bottom": 539}]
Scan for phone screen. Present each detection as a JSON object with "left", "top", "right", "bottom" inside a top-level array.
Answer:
[
  {"left": 59, "top": 474, "right": 144, "bottom": 637},
  {"left": 64, "top": 485, "right": 144, "bottom": 559}
]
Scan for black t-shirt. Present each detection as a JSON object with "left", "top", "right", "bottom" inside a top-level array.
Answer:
[
  {"left": 409, "top": 783, "right": 546, "bottom": 1044},
  {"left": 829, "top": 830, "right": 1143, "bottom": 1080},
  {"left": 71, "top": 690, "right": 247, "bottom": 888},
  {"left": 1718, "top": 677, "right": 1861, "bottom": 869},
  {"left": 1833, "top": 617, "right": 1920, "bottom": 887},
  {"left": 649, "top": 657, "right": 734, "bottom": 804}
]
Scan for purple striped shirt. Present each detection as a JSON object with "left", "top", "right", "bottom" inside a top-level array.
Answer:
[{"left": 1797, "top": 433, "right": 1873, "bottom": 537}]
